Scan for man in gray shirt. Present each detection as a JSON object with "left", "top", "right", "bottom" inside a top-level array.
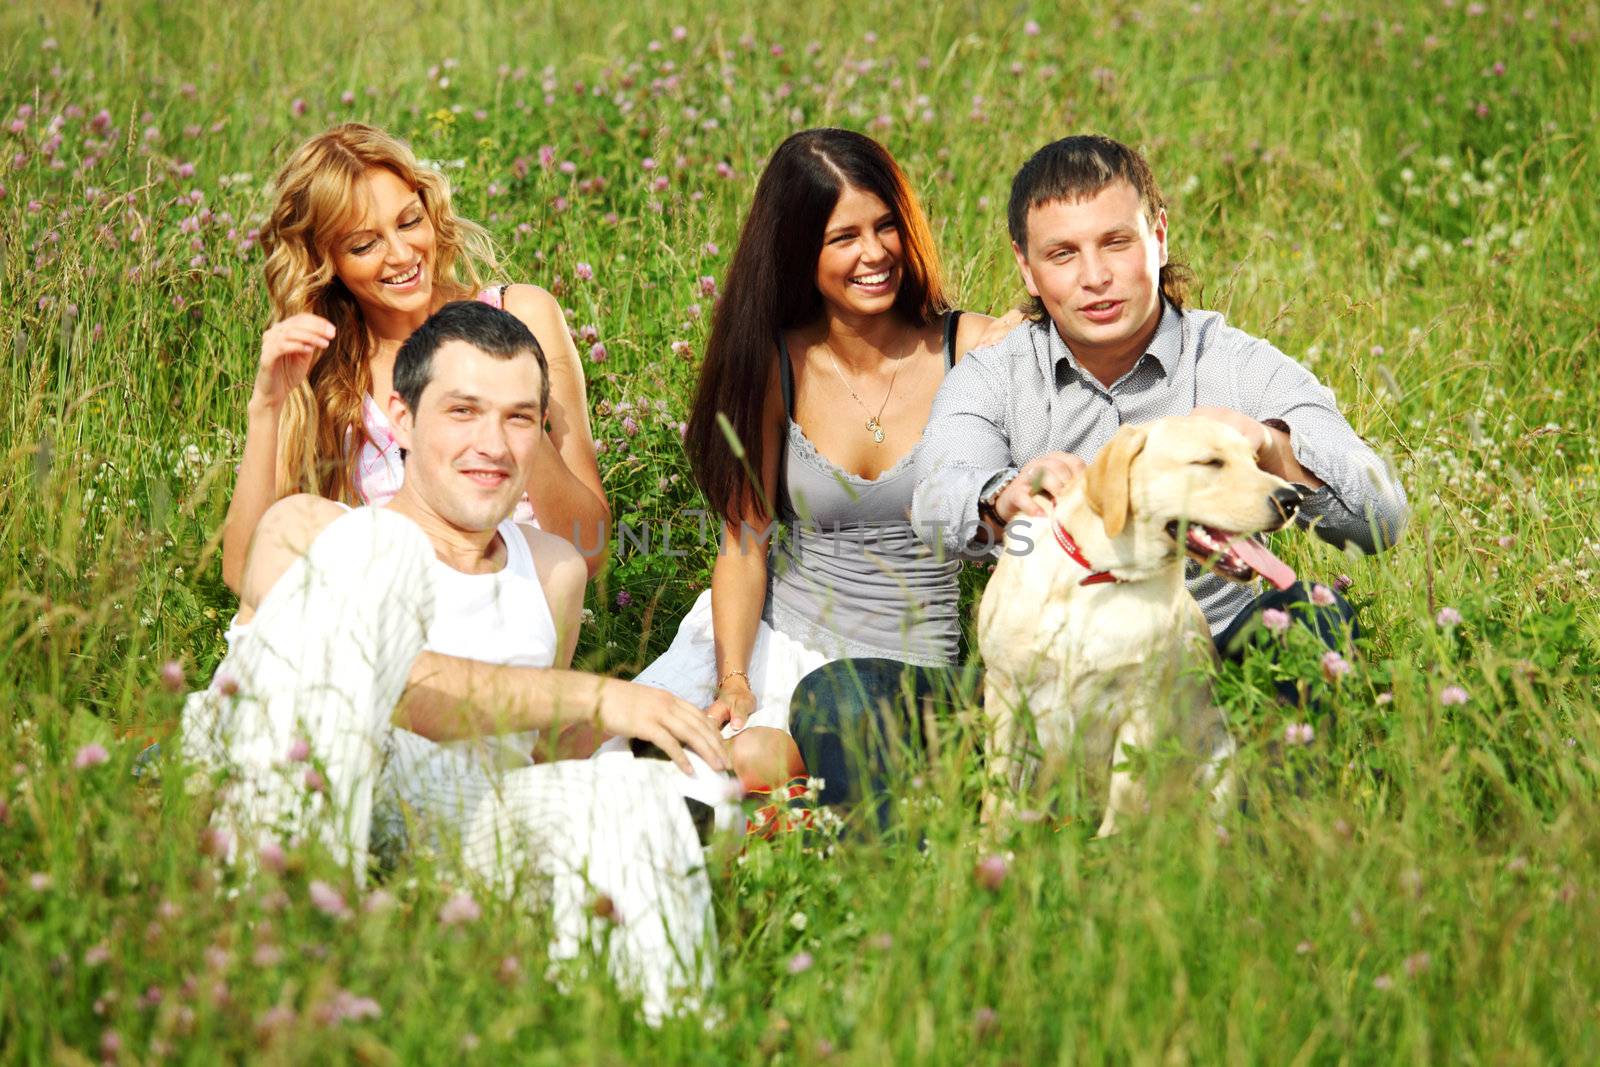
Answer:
[{"left": 911, "top": 134, "right": 1408, "bottom": 642}]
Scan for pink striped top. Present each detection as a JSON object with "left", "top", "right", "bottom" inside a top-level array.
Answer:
[{"left": 353, "top": 285, "right": 538, "bottom": 525}]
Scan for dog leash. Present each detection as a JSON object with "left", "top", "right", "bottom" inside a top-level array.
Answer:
[{"left": 1052, "top": 523, "right": 1120, "bottom": 586}]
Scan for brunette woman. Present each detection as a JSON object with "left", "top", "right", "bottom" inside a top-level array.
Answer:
[{"left": 633, "top": 128, "right": 994, "bottom": 798}]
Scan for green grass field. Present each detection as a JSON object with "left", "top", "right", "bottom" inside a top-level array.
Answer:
[{"left": 4, "top": 0, "right": 1599, "bottom": 1061}]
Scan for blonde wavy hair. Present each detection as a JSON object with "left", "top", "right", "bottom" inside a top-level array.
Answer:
[{"left": 261, "top": 123, "right": 500, "bottom": 502}]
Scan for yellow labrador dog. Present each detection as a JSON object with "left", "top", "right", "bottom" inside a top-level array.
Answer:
[{"left": 978, "top": 415, "right": 1303, "bottom": 836}]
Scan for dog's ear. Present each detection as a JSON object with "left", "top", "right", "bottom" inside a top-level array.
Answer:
[{"left": 1083, "top": 425, "right": 1148, "bottom": 538}]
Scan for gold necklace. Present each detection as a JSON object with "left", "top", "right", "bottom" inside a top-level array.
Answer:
[{"left": 824, "top": 343, "right": 909, "bottom": 444}]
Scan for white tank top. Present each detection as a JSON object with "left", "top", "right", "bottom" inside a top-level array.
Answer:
[
  {"left": 228, "top": 510, "right": 560, "bottom": 768},
  {"left": 423, "top": 518, "right": 559, "bottom": 768}
]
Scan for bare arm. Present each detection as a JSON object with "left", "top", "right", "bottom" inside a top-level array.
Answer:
[
  {"left": 392, "top": 653, "right": 728, "bottom": 774},
  {"left": 525, "top": 526, "right": 587, "bottom": 669},
  {"left": 394, "top": 654, "right": 601, "bottom": 740},
  {"left": 237, "top": 500, "right": 724, "bottom": 772},
  {"left": 1260, "top": 424, "right": 1327, "bottom": 488},
  {"left": 503, "top": 284, "right": 612, "bottom": 578},
  {"left": 221, "top": 400, "right": 286, "bottom": 594},
  {"left": 523, "top": 526, "right": 600, "bottom": 759},
  {"left": 221, "top": 314, "right": 337, "bottom": 593},
  {"left": 234, "top": 493, "right": 347, "bottom": 624},
  {"left": 704, "top": 355, "right": 785, "bottom": 731},
  {"left": 706, "top": 524, "right": 770, "bottom": 730}
]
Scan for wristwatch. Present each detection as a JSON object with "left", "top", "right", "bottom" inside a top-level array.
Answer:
[{"left": 978, "top": 468, "right": 1020, "bottom": 524}]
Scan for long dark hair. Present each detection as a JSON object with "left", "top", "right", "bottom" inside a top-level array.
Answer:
[{"left": 685, "top": 128, "right": 949, "bottom": 524}]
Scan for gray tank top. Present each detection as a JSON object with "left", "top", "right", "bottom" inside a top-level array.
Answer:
[{"left": 763, "top": 313, "right": 963, "bottom": 667}]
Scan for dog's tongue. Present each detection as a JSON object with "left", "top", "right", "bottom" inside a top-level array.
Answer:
[{"left": 1228, "top": 536, "right": 1296, "bottom": 591}]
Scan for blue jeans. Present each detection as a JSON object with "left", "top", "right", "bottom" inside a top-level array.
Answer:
[
  {"left": 1213, "top": 580, "right": 1358, "bottom": 705},
  {"left": 791, "top": 581, "right": 1356, "bottom": 819},
  {"left": 789, "top": 658, "right": 966, "bottom": 830}
]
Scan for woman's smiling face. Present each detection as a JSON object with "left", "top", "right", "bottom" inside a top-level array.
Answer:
[
  {"left": 331, "top": 166, "right": 437, "bottom": 318},
  {"left": 813, "top": 184, "right": 904, "bottom": 320}
]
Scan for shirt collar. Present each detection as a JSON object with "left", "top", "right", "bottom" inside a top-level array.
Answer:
[{"left": 1040, "top": 299, "right": 1185, "bottom": 387}]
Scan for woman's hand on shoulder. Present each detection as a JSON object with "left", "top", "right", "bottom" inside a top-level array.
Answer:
[
  {"left": 960, "top": 308, "right": 1026, "bottom": 358},
  {"left": 253, "top": 313, "right": 335, "bottom": 411}
]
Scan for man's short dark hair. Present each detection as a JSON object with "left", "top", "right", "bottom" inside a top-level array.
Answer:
[
  {"left": 1007, "top": 134, "right": 1191, "bottom": 312},
  {"left": 393, "top": 300, "right": 550, "bottom": 416}
]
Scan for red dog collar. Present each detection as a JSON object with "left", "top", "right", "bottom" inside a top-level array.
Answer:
[{"left": 1053, "top": 523, "right": 1121, "bottom": 586}]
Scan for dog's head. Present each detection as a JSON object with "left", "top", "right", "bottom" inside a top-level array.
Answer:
[{"left": 1081, "top": 416, "right": 1301, "bottom": 586}]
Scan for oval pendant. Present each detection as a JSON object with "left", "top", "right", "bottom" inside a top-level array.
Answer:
[
  {"left": 873, "top": 428, "right": 886, "bottom": 443},
  {"left": 866, "top": 417, "right": 880, "bottom": 434}
]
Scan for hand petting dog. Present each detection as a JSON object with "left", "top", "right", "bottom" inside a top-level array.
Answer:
[
  {"left": 1189, "top": 405, "right": 1326, "bottom": 489},
  {"left": 987, "top": 407, "right": 1320, "bottom": 541},
  {"left": 991, "top": 452, "right": 1088, "bottom": 524}
]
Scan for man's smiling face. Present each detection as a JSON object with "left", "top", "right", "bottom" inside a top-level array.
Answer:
[
  {"left": 1013, "top": 179, "right": 1168, "bottom": 365},
  {"left": 389, "top": 339, "right": 545, "bottom": 533}
]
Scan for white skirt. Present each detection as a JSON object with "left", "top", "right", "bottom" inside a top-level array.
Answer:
[{"left": 630, "top": 589, "right": 837, "bottom": 737}]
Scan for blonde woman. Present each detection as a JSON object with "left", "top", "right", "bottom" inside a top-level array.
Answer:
[{"left": 220, "top": 123, "right": 608, "bottom": 593}]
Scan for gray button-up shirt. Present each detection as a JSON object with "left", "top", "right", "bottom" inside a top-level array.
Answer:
[{"left": 910, "top": 302, "right": 1410, "bottom": 632}]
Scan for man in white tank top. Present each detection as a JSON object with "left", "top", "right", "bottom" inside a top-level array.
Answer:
[{"left": 182, "top": 302, "right": 733, "bottom": 1021}]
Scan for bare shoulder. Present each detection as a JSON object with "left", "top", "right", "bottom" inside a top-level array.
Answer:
[
  {"left": 502, "top": 283, "right": 587, "bottom": 391},
  {"left": 953, "top": 310, "right": 996, "bottom": 341},
  {"left": 761, "top": 342, "right": 788, "bottom": 448},
  {"left": 500, "top": 283, "right": 566, "bottom": 332},
  {"left": 239, "top": 495, "right": 347, "bottom": 614},
  {"left": 518, "top": 523, "right": 587, "bottom": 596},
  {"left": 255, "top": 494, "right": 346, "bottom": 556}
]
